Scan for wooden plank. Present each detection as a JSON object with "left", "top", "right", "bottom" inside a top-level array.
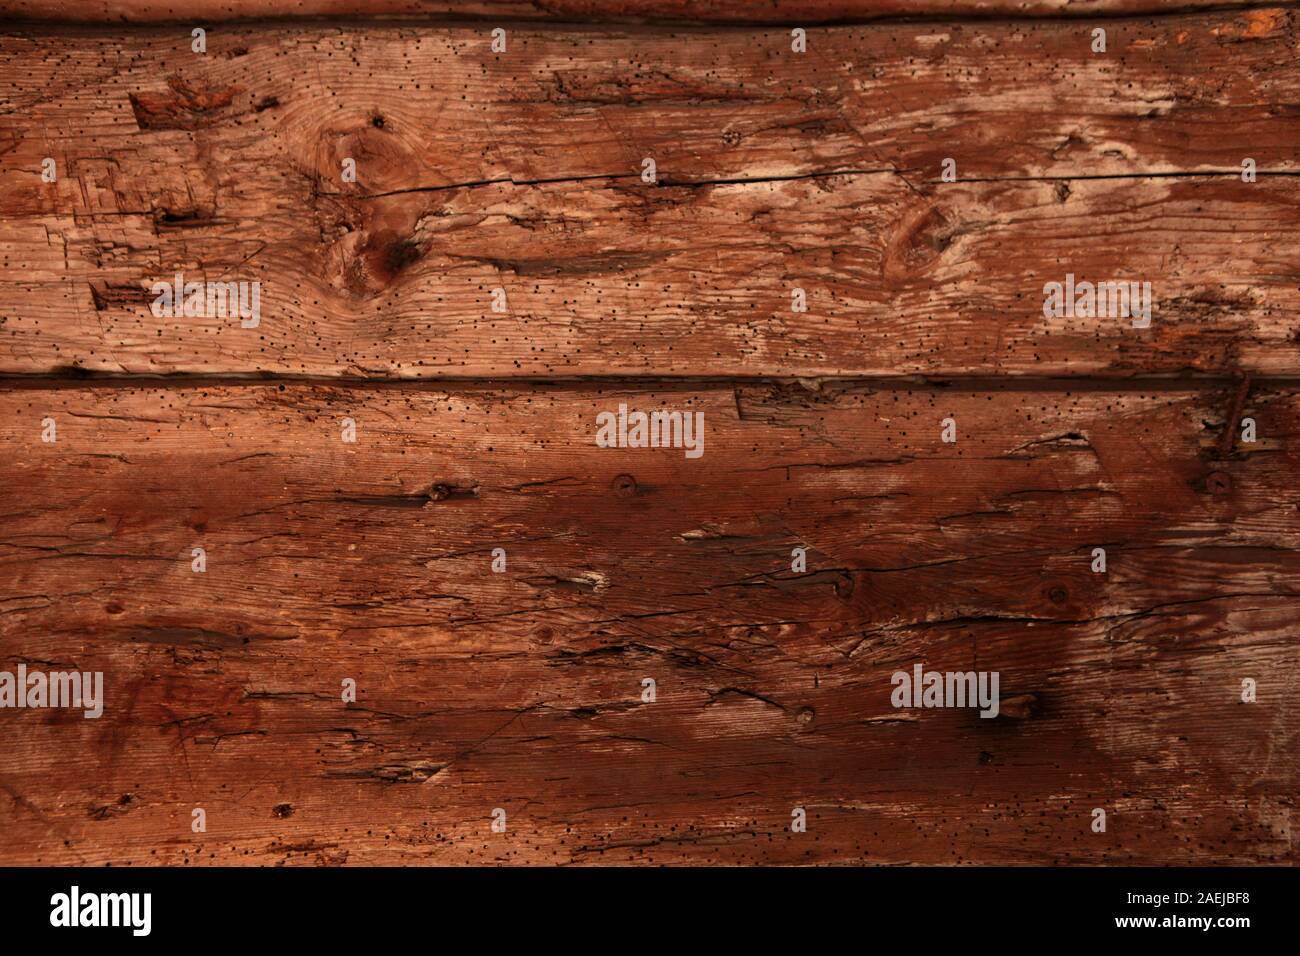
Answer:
[
  {"left": 0, "top": 0, "right": 1275, "bottom": 26},
  {"left": 2, "top": 382, "right": 1296, "bottom": 864},
  {"left": 1, "top": 12, "right": 1298, "bottom": 379}
]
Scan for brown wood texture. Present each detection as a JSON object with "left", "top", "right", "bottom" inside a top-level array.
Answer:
[
  {"left": 1, "top": 11, "right": 1298, "bottom": 379},
  {"left": 0, "top": 4, "right": 1297, "bottom": 868},
  {"left": 1, "top": 381, "right": 1297, "bottom": 864},
  {"left": 0, "top": 0, "right": 1279, "bottom": 26}
]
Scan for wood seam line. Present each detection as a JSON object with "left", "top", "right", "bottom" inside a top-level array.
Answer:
[
  {"left": 318, "top": 169, "right": 1300, "bottom": 203},
  {"left": 28, "top": 169, "right": 1300, "bottom": 207}
]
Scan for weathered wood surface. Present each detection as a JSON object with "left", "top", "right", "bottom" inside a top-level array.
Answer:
[
  {"left": 1, "top": 382, "right": 1296, "bottom": 864},
  {"left": 1, "top": 2, "right": 1297, "bottom": 869},
  {"left": 1, "top": 11, "right": 1298, "bottom": 379},
  {"left": 0, "top": 0, "right": 1277, "bottom": 26}
]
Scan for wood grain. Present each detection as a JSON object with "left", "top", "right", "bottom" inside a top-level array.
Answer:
[
  {"left": 1, "top": 11, "right": 1297, "bottom": 379},
  {"left": 1, "top": 3, "right": 1296, "bottom": 869},
  {"left": 1, "top": 382, "right": 1296, "bottom": 864},
  {"left": 0, "top": 0, "right": 1280, "bottom": 26}
]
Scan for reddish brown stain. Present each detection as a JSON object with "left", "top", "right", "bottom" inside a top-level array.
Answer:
[{"left": 0, "top": 5, "right": 1296, "bottom": 869}]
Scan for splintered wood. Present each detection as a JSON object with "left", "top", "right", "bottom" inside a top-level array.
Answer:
[{"left": 0, "top": 2, "right": 1296, "bottom": 865}]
